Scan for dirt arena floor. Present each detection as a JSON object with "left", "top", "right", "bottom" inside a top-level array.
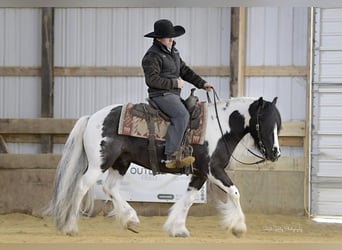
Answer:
[{"left": 0, "top": 213, "right": 341, "bottom": 244}]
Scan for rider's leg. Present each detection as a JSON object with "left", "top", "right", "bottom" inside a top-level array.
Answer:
[{"left": 151, "top": 93, "right": 194, "bottom": 168}]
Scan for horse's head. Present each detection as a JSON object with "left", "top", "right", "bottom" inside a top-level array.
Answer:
[{"left": 248, "top": 97, "right": 282, "bottom": 162}]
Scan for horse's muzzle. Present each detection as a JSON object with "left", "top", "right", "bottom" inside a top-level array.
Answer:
[{"left": 269, "top": 147, "right": 281, "bottom": 162}]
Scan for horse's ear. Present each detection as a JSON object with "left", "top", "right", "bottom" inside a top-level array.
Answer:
[
  {"left": 258, "top": 97, "right": 264, "bottom": 108},
  {"left": 272, "top": 97, "right": 278, "bottom": 105}
]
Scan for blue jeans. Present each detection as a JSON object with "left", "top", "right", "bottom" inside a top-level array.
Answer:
[{"left": 151, "top": 93, "right": 190, "bottom": 156}]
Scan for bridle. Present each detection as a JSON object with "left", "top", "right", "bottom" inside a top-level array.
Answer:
[
  {"left": 207, "top": 88, "right": 266, "bottom": 166},
  {"left": 255, "top": 105, "right": 267, "bottom": 158}
]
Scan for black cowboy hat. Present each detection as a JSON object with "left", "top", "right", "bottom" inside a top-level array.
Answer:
[{"left": 144, "top": 19, "right": 185, "bottom": 38}]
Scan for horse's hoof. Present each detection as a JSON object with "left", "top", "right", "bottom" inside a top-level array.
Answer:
[
  {"left": 126, "top": 218, "right": 140, "bottom": 234},
  {"left": 232, "top": 229, "right": 244, "bottom": 238},
  {"left": 65, "top": 230, "right": 78, "bottom": 236},
  {"left": 127, "top": 224, "right": 139, "bottom": 234},
  {"left": 232, "top": 223, "right": 247, "bottom": 238},
  {"left": 174, "top": 232, "right": 190, "bottom": 237},
  {"left": 61, "top": 226, "right": 78, "bottom": 236},
  {"left": 169, "top": 228, "right": 190, "bottom": 238}
]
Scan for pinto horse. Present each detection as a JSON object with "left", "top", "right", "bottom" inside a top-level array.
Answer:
[{"left": 45, "top": 95, "right": 281, "bottom": 237}]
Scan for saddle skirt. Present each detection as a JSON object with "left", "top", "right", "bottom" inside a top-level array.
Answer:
[{"left": 118, "top": 102, "right": 207, "bottom": 145}]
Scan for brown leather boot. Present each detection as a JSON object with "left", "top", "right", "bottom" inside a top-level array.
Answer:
[{"left": 165, "top": 152, "right": 195, "bottom": 169}]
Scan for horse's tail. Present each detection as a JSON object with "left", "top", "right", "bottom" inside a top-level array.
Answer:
[{"left": 44, "top": 115, "right": 92, "bottom": 231}]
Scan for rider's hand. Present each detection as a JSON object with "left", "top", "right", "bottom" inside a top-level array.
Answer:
[
  {"left": 204, "top": 82, "right": 213, "bottom": 91},
  {"left": 177, "top": 78, "right": 184, "bottom": 89}
]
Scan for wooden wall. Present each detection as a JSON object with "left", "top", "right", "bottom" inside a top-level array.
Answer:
[{"left": 0, "top": 118, "right": 305, "bottom": 215}]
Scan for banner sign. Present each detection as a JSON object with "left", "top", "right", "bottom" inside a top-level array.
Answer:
[{"left": 95, "top": 164, "right": 207, "bottom": 203}]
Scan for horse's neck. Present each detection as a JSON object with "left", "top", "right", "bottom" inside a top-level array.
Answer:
[
  {"left": 205, "top": 98, "right": 254, "bottom": 155},
  {"left": 227, "top": 97, "right": 255, "bottom": 116}
]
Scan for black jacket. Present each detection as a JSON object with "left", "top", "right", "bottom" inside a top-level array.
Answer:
[{"left": 142, "top": 40, "right": 206, "bottom": 98}]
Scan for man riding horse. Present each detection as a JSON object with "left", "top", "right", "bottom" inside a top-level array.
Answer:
[{"left": 142, "top": 19, "right": 213, "bottom": 168}]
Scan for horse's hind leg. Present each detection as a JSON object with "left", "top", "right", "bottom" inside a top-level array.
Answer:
[
  {"left": 63, "top": 164, "right": 103, "bottom": 235},
  {"left": 103, "top": 167, "right": 140, "bottom": 230},
  {"left": 163, "top": 176, "right": 206, "bottom": 237}
]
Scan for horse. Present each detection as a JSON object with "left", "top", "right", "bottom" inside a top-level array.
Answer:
[{"left": 45, "top": 94, "right": 281, "bottom": 238}]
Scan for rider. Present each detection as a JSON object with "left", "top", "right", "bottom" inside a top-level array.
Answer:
[{"left": 142, "top": 19, "right": 213, "bottom": 168}]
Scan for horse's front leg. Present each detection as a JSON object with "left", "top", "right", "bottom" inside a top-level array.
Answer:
[
  {"left": 103, "top": 168, "right": 140, "bottom": 230},
  {"left": 208, "top": 165, "right": 247, "bottom": 237},
  {"left": 163, "top": 176, "right": 206, "bottom": 237}
]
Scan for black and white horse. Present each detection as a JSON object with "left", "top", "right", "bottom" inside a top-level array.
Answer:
[{"left": 46, "top": 96, "right": 281, "bottom": 237}]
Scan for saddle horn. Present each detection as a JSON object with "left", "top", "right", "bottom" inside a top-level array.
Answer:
[{"left": 184, "top": 88, "right": 199, "bottom": 112}]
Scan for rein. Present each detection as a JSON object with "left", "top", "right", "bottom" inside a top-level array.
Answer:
[{"left": 207, "top": 89, "right": 266, "bottom": 166}]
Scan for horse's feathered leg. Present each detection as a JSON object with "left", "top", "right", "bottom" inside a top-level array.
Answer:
[
  {"left": 103, "top": 168, "right": 140, "bottom": 230},
  {"left": 163, "top": 187, "right": 197, "bottom": 237},
  {"left": 63, "top": 164, "right": 103, "bottom": 235},
  {"left": 208, "top": 166, "right": 247, "bottom": 237},
  {"left": 217, "top": 185, "right": 247, "bottom": 237},
  {"left": 163, "top": 176, "right": 206, "bottom": 237}
]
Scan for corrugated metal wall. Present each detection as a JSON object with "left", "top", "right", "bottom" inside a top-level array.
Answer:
[
  {"left": 0, "top": 9, "right": 41, "bottom": 153},
  {"left": 0, "top": 9, "right": 41, "bottom": 118},
  {"left": 246, "top": 7, "right": 308, "bottom": 120},
  {"left": 311, "top": 8, "right": 342, "bottom": 216},
  {"left": 0, "top": 7, "right": 308, "bottom": 154},
  {"left": 54, "top": 8, "right": 231, "bottom": 118}
]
